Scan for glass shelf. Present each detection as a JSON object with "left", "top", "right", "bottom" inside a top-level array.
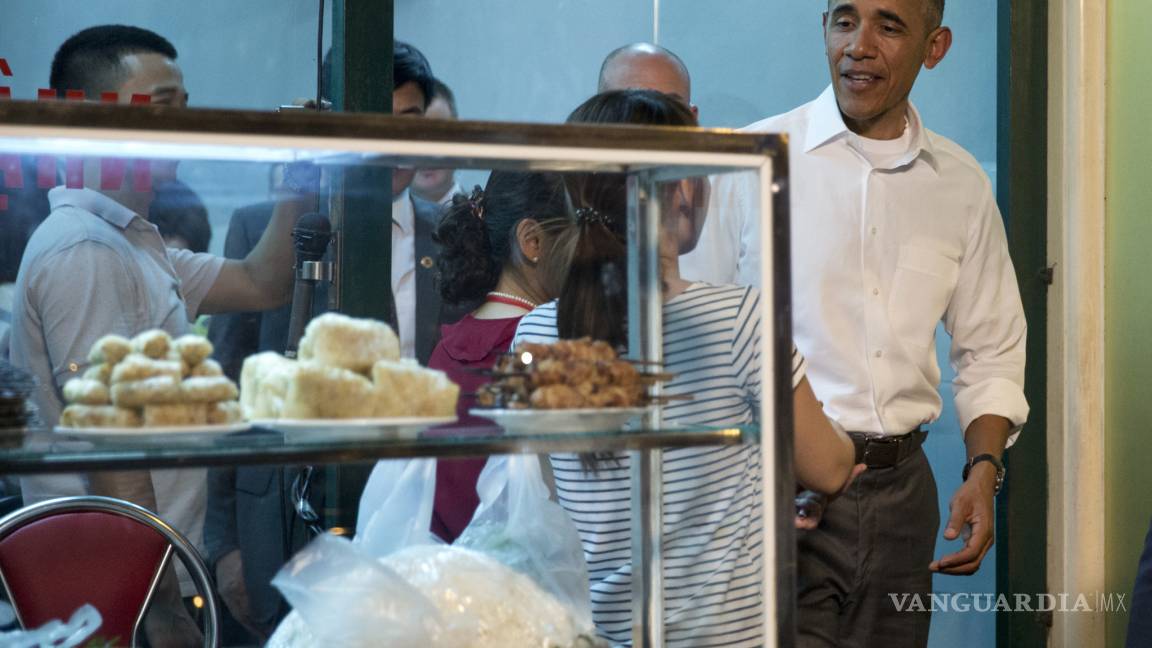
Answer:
[{"left": 0, "top": 423, "right": 754, "bottom": 474}]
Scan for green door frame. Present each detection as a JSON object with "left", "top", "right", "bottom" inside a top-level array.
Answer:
[
  {"left": 324, "top": 0, "right": 394, "bottom": 532},
  {"left": 996, "top": 0, "right": 1049, "bottom": 645}
]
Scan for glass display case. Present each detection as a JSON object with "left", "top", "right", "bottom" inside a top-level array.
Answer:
[{"left": 0, "top": 99, "right": 791, "bottom": 647}]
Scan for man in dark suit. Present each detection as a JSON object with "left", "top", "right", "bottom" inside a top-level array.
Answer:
[{"left": 202, "top": 42, "right": 457, "bottom": 642}]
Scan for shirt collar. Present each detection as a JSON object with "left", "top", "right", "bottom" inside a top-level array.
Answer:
[
  {"left": 392, "top": 189, "right": 414, "bottom": 233},
  {"left": 804, "top": 85, "right": 939, "bottom": 173},
  {"left": 47, "top": 187, "right": 141, "bottom": 230}
]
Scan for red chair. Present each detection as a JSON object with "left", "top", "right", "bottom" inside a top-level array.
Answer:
[{"left": 0, "top": 496, "right": 219, "bottom": 646}]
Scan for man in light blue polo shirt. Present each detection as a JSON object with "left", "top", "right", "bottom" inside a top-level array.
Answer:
[{"left": 9, "top": 25, "right": 306, "bottom": 646}]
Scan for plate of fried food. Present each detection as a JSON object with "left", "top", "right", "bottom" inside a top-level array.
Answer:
[
  {"left": 470, "top": 338, "right": 672, "bottom": 435},
  {"left": 242, "top": 313, "right": 458, "bottom": 437},
  {"left": 56, "top": 329, "right": 247, "bottom": 437}
]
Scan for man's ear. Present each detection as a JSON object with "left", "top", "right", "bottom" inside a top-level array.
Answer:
[{"left": 923, "top": 26, "right": 953, "bottom": 70}]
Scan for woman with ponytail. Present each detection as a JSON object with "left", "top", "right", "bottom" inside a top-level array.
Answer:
[
  {"left": 424, "top": 170, "right": 570, "bottom": 542},
  {"left": 513, "top": 89, "right": 858, "bottom": 647}
]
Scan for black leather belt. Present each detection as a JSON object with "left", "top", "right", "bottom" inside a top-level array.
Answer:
[{"left": 848, "top": 429, "right": 928, "bottom": 469}]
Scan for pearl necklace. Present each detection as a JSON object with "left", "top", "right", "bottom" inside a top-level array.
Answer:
[{"left": 485, "top": 291, "right": 538, "bottom": 310}]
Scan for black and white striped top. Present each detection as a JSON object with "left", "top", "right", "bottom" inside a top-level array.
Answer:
[{"left": 513, "top": 283, "right": 806, "bottom": 647}]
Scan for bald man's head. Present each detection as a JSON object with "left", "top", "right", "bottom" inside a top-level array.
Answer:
[{"left": 598, "top": 43, "right": 692, "bottom": 105}]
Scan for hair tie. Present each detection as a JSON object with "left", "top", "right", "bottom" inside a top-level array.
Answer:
[
  {"left": 576, "top": 206, "right": 612, "bottom": 228},
  {"left": 453, "top": 185, "right": 486, "bottom": 221}
]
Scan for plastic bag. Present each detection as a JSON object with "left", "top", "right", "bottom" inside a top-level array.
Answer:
[
  {"left": 268, "top": 533, "right": 441, "bottom": 648},
  {"left": 355, "top": 457, "right": 438, "bottom": 556},
  {"left": 269, "top": 456, "right": 601, "bottom": 647},
  {"left": 0, "top": 604, "right": 102, "bottom": 648},
  {"left": 457, "top": 454, "right": 593, "bottom": 630}
]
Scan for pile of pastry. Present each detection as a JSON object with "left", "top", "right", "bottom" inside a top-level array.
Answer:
[
  {"left": 241, "top": 313, "right": 459, "bottom": 420},
  {"left": 60, "top": 330, "right": 241, "bottom": 428},
  {"left": 476, "top": 338, "right": 654, "bottom": 410}
]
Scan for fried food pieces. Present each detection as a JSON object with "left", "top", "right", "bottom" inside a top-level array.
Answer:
[
  {"left": 58, "top": 330, "right": 240, "bottom": 429},
  {"left": 240, "top": 352, "right": 300, "bottom": 420},
  {"left": 111, "top": 376, "right": 181, "bottom": 408},
  {"left": 478, "top": 337, "right": 647, "bottom": 409},
  {"left": 298, "top": 313, "right": 400, "bottom": 374},
  {"left": 240, "top": 317, "right": 459, "bottom": 420},
  {"left": 60, "top": 405, "right": 141, "bottom": 428},
  {"left": 283, "top": 363, "right": 377, "bottom": 419},
  {"left": 87, "top": 335, "right": 132, "bottom": 365},
  {"left": 62, "top": 379, "right": 110, "bottom": 406},
  {"left": 371, "top": 359, "right": 459, "bottom": 418}
]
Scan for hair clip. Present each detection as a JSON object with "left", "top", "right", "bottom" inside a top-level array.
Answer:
[
  {"left": 466, "top": 186, "right": 486, "bottom": 221},
  {"left": 576, "top": 206, "right": 613, "bottom": 228}
]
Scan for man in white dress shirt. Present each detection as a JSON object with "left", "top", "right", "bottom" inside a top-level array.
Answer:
[{"left": 689, "top": 1, "right": 1028, "bottom": 645}]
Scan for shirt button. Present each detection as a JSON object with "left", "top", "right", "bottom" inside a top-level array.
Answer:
[
  {"left": 870, "top": 227, "right": 878, "bottom": 236},
  {"left": 874, "top": 350, "right": 883, "bottom": 358},
  {"left": 872, "top": 288, "right": 880, "bottom": 296}
]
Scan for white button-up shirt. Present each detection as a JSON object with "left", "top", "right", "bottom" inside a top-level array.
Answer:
[
  {"left": 391, "top": 190, "right": 417, "bottom": 359},
  {"left": 684, "top": 86, "right": 1028, "bottom": 439}
]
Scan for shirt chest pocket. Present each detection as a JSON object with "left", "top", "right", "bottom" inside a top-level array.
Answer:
[{"left": 887, "top": 245, "right": 959, "bottom": 350}]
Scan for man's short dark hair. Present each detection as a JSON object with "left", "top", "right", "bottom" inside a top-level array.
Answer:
[
  {"left": 50, "top": 25, "right": 178, "bottom": 99},
  {"left": 926, "top": 0, "right": 945, "bottom": 28},
  {"left": 430, "top": 79, "right": 457, "bottom": 117},
  {"left": 394, "top": 41, "right": 434, "bottom": 109},
  {"left": 826, "top": 0, "right": 945, "bottom": 30}
]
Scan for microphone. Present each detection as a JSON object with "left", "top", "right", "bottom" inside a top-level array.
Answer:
[{"left": 285, "top": 212, "right": 332, "bottom": 358}]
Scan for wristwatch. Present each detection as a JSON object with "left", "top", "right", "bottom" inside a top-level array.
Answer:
[{"left": 962, "top": 454, "right": 1006, "bottom": 495}]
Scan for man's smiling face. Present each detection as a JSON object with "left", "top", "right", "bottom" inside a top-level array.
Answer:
[{"left": 823, "top": 0, "right": 950, "bottom": 139}]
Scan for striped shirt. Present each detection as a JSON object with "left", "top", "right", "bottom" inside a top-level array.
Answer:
[{"left": 513, "top": 283, "right": 806, "bottom": 647}]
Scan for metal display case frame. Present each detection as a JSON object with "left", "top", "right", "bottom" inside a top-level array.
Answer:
[{"left": 0, "top": 100, "right": 793, "bottom": 647}]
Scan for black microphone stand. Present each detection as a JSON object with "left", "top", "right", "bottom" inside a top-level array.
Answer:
[{"left": 284, "top": 212, "right": 332, "bottom": 541}]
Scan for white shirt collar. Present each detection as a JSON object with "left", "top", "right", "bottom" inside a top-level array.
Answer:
[
  {"left": 392, "top": 188, "right": 414, "bottom": 233},
  {"left": 804, "top": 85, "right": 939, "bottom": 173},
  {"left": 47, "top": 187, "right": 141, "bottom": 230}
]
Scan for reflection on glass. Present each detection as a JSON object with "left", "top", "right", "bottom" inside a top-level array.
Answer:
[{"left": 0, "top": 88, "right": 780, "bottom": 646}]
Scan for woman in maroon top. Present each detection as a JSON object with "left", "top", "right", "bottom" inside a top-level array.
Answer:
[{"left": 426, "top": 170, "right": 571, "bottom": 541}]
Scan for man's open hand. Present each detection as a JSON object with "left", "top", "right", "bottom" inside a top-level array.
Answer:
[{"left": 930, "top": 463, "right": 997, "bottom": 575}]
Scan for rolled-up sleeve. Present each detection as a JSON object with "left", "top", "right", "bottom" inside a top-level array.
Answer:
[
  {"left": 944, "top": 185, "right": 1029, "bottom": 446},
  {"left": 168, "top": 247, "right": 225, "bottom": 321}
]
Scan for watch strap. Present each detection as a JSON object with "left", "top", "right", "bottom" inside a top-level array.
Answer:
[{"left": 963, "top": 454, "right": 1005, "bottom": 493}]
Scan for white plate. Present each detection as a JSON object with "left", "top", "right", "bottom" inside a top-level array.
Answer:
[
  {"left": 248, "top": 416, "right": 456, "bottom": 437},
  {"left": 469, "top": 407, "right": 649, "bottom": 435},
  {"left": 56, "top": 422, "right": 251, "bottom": 437}
]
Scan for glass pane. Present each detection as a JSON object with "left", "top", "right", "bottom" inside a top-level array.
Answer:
[
  {"left": 395, "top": 0, "right": 653, "bottom": 123},
  {"left": 0, "top": 1, "right": 330, "bottom": 111},
  {"left": 0, "top": 105, "right": 779, "bottom": 645}
]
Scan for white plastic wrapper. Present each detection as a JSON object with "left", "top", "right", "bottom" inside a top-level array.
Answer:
[
  {"left": 269, "top": 456, "right": 603, "bottom": 648},
  {"left": 0, "top": 604, "right": 102, "bottom": 648}
]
